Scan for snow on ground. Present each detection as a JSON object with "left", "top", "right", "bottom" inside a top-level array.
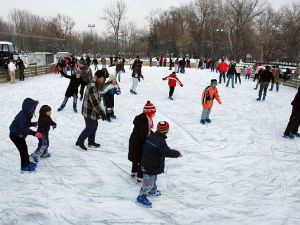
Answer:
[{"left": 0, "top": 66, "right": 299, "bottom": 225}]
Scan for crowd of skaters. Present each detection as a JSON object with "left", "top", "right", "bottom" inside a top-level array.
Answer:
[{"left": 6, "top": 51, "right": 300, "bottom": 208}]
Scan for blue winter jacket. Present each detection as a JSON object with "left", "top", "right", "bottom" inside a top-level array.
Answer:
[
  {"left": 9, "top": 98, "right": 38, "bottom": 138},
  {"left": 141, "top": 131, "right": 180, "bottom": 175}
]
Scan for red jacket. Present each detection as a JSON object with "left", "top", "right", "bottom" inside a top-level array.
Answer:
[
  {"left": 217, "top": 61, "right": 229, "bottom": 72},
  {"left": 163, "top": 73, "right": 183, "bottom": 87}
]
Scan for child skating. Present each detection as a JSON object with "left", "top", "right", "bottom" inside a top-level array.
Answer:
[
  {"left": 57, "top": 70, "right": 83, "bottom": 113},
  {"left": 9, "top": 98, "right": 42, "bottom": 172},
  {"left": 200, "top": 79, "right": 222, "bottom": 124},
  {"left": 30, "top": 105, "right": 56, "bottom": 163},
  {"left": 100, "top": 74, "right": 121, "bottom": 122},
  {"left": 136, "top": 121, "right": 182, "bottom": 207},
  {"left": 128, "top": 101, "right": 156, "bottom": 182},
  {"left": 162, "top": 72, "right": 183, "bottom": 100}
]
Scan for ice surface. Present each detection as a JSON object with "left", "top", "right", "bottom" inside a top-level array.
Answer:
[{"left": 0, "top": 66, "right": 299, "bottom": 225}]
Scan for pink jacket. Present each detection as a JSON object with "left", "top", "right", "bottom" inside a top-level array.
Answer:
[
  {"left": 246, "top": 67, "right": 251, "bottom": 74},
  {"left": 254, "top": 66, "right": 260, "bottom": 74}
]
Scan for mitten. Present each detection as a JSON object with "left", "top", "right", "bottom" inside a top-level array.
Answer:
[{"left": 35, "top": 132, "right": 44, "bottom": 138}]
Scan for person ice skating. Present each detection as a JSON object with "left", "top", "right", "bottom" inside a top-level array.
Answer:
[
  {"left": 245, "top": 65, "right": 251, "bottom": 79},
  {"left": 235, "top": 64, "right": 242, "bottom": 84},
  {"left": 179, "top": 58, "right": 186, "bottom": 74},
  {"left": 200, "top": 79, "right": 222, "bottom": 124},
  {"left": 162, "top": 72, "right": 183, "bottom": 100},
  {"left": 100, "top": 74, "right": 121, "bottom": 122},
  {"left": 136, "top": 121, "right": 182, "bottom": 208},
  {"left": 128, "top": 101, "right": 156, "bottom": 182},
  {"left": 16, "top": 57, "right": 25, "bottom": 81},
  {"left": 253, "top": 64, "right": 261, "bottom": 81},
  {"left": 115, "top": 59, "right": 122, "bottom": 82},
  {"left": 217, "top": 59, "right": 229, "bottom": 84},
  {"left": 57, "top": 70, "right": 83, "bottom": 113},
  {"left": 283, "top": 86, "right": 300, "bottom": 139},
  {"left": 169, "top": 57, "right": 173, "bottom": 70},
  {"left": 269, "top": 66, "right": 280, "bottom": 92},
  {"left": 226, "top": 64, "right": 237, "bottom": 88},
  {"left": 30, "top": 105, "right": 56, "bottom": 162},
  {"left": 174, "top": 58, "right": 179, "bottom": 72},
  {"left": 9, "top": 98, "right": 42, "bottom": 172},
  {"left": 78, "top": 58, "right": 93, "bottom": 101},
  {"left": 100, "top": 56, "right": 106, "bottom": 69},
  {"left": 93, "top": 58, "right": 98, "bottom": 71},
  {"left": 76, "top": 70, "right": 107, "bottom": 151},
  {"left": 253, "top": 67, "right": 264, "bottom": 90},
  {"left": 8, "top": 59, "right": 16, "bottom": 84},
  {"left": 130, "top": 56, "right": 143, "bottom": 95},
  {"left": 256, "top": 66, "right": 273, "bottom": 101}
]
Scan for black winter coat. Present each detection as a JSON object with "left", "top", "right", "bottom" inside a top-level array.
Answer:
[
  {"left": 128, "top": 113, "right": 149, "bottom": 163},
  {"left": 291, "top": 86, "right": 300, "bottom": 110},
  {"left": 37, "top": 116, "right": 56, "bottom": 136},
  {"left": 259, "top": 70, "right": 273, "bottom": 83},
  {"left": 61, "top": 71, "right": 82, "bottom": 97},
  {"left": 141, "top": 131, "right": 180, "bottom": 175},
  {"left": 227, "top": 66, "right": 237, "bottom": 75}
]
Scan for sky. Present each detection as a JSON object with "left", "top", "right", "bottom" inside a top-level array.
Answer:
[{"left": 0, "top": 0, "right": 296, "bottom": 34}]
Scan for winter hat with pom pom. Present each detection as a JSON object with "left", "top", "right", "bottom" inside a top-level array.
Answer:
[
  {"left": 143, "top": 100, "right": 156, "bottom": 117},
  {"left": 157, "top": 121, "right": 169, "bottom": 134}
]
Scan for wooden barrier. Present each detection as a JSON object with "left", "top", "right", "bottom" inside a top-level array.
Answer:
[{"left": 0, "top": 64, "right": 56, "bottom": 83}]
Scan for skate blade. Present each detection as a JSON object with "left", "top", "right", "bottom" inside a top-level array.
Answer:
[{"left": 135, "top": 201, "right": 152, "bottom": 208}]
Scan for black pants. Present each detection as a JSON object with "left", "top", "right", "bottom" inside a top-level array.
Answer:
[
  {"left": 131, "top": 162, "right": 143, "bottom": 178},
  {"left": 10, "top": 134, "right": 30, "bottom": 167},
  {"left": 258, "top": 82, "right": 269, "bottom": 97},
  {"left": 284, "top": 107, "right": 300, "bottom": 135},
  {"left": 235, "top": 73, "right": 241, "bottom": 83},
  {"left": 80, "top": 81, "right": 88, "bottom": 98},
  {"left": 104, "top": 94, "right": 115, "bottom": 117},
  {"left": 219, "top": 71, "right": 226, "bottom": 83},
  {"left": 169, "top": 86, "right": 175, "bottom": 97},
  {"left": 253, "top": 74, "right": 258, "bottom": 81}
]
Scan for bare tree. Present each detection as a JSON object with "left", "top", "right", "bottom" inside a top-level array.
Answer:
[{"left": 101, "top": 0, "right": 127, "bottom": 55}]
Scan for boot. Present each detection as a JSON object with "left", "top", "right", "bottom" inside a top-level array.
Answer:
[{"left": 76, "top": 141, "right": 87, "bottom": 151}]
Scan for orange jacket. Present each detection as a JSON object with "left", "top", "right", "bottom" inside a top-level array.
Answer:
[
  {"left": 201, "top": 86, "right": 221, "bottom": 108},
  {"left": 163, "top": 73, "right": 183, "bottom": 87}
]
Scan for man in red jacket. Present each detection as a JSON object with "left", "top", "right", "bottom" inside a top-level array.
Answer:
[
  {"left": 217, "top": 59, "right": 229, "bottom": 84},
  {"left": 162, "top": 72, "right": 183, "bottom": 100}
]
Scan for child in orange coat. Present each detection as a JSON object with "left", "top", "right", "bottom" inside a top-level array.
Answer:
[
  {"left": 162, "top": 72, "right": 183, "bottom": 100},
  {"left": 200, "top": 79, "right": 222, "bottom": 124}
]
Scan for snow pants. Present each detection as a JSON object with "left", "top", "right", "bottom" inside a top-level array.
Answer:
[
  {"left": 9, "top": 70, "right": 15, "bottom": 83},
  {"left": 139, "top": 174, "right": 157, "bottom": 195},
  {"left": 201, "top": 107, "right": 211, "bottom": 120},
  {"left": 235, "top": 73, "right": 241, "bottom": 84},
  {"left": 132, "top": 162, "right": 143, "bottom": 179},
  {"left": 284, "top": 107, "right": 300, "bottom": 136},
  {"left": 104, "top": 94, "right": 115, "bottom": 118},
  {"left": 32, "top": 136, "right": 49, "bottom": 160},
  {"left": 169, "top": 86, "right": 175, "bottom": 97}
]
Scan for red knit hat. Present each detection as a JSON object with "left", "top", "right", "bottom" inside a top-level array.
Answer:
[
  {"left": 143, "top": 100, "right": 156, "bottom": 117},
  {"left": 157, "top": 121, "right": 169, "bottom": 133}
]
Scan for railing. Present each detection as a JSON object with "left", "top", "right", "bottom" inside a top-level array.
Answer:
[{"left": 0, "top": 64, "right": 56, "bottom": 83}]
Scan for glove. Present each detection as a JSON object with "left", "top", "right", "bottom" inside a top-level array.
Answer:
[
  {"left": 219, "top": 101, "right": 222, "bottom": 104},
  {"left": 35, "top": 132, "right": 44, "bottom": 139},
  {"left": 52, "top": 124, "right": 57, "bottom": 129},
  {"left": 100, "top": 111, "right": 107, "bottom": 121},
  {"left": 181, "top": 84, "right": 183, "bottom": 87}
]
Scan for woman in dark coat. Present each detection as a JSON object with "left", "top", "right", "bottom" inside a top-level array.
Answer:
[
  {"left": 57, "top": 71, "right": 82, "bottom": 113},
  {"left": 283, "top": 86, "right": 300, "bottom": 138},
  {"left": 128, "top": 100, "right": 156, "bottom": 182}
]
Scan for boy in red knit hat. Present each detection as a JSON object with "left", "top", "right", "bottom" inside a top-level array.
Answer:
[
  {"left": 162, "top": 72, "right": 183, "bottom": 100},
  {"left": 128, "top": 100, "right": 156, "bottom": 182},
  {"left": 136, "top": 121, "right": 182, "bottom": 207}
]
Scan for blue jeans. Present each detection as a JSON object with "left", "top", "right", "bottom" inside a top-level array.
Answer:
[
  {"left": 19, "top": 67, "right": 24, "bottom": 81},
  {"left": 270, "top": 82, "right": 279, "bottom": 91},
  {"left": 94, "top": 65, "right": 98, "bottom": 71},
  {"left": 139, "top": 174, "right": 157, "bottom": 195},
  {"left": 33, "top": 136, "right": 49, "bottom": 159},
  {"left": 60, "top": 94, "right": 77, "bottom": 109},
  {"left": 226, "top": 74, "right": 234, "bottom": 88},
  {"left": 116, "top": 71, "right": 121, "bottom": 82},
  {"left": 63, "top": 67, "right": 67, "bottom": 74},
  {"left": 70, "top": 66, "right": 75, "bottom": 75},
  {"left": 77, "top": 117, "right": 98, "bottom": 144},
  {"left": 180, "top": 66, "right": 185, "bottom": 74}
]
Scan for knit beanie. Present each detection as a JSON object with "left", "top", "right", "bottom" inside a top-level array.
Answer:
[
  {"left": 211, "top": 79, "right": 217, "bottom": 85},
  {"left": 143, "top": 100, "right": 156, "bottom": 117},
  {"left": 157, "top": 121, "right": 169, "bottom": 134},
  {"left": 109, "top": 74, "right": 116, "bottom": 82}
]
